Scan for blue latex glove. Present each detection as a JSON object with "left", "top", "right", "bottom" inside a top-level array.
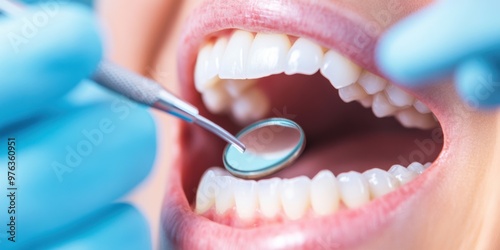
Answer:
[
  {"left": 376, "top": 0, "right": 500, "bottom": 108},
  {"left": 0, "top": 2, "right": 156, "bottom": 249}
]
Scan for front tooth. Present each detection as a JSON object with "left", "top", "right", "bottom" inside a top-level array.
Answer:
[
  {"left": 231, "top": 87, "right": 270, "bottom": 125},
  {"left": 201, "top": 83, "right": 231, "bottom": 114},
  {"left": 423, "top": 162, "right": 432, "bottom": 169},
  {"left": 321, "top": 50, "right": 362, "bottom": 89},
  {"left": 338, "top": 83, "right": 368, "bottom": 103},
  {"left": 385, "top": 85, "right": 415, "bottom": 107},
  {"left": 358, "top": 71, "right": 387, "bottom": 94},
  {"left": 246, "top": 33, "right": 291, "bottom": 79},
  {"left": 337, "top": 171, "right": 370, "bottom": 208},
  {"left": 194, "top": 44, "right": 216, "bottom": 92},
  {"left": 395, "top": 108, "right": 437, "bottom": 129},
  {"left": 359, "top": 96, "right": 373, "bottom": 108},
  {"left": 208, "top": 37, "right": 228, "bottom": 77},
  {"left": 219, "top": 30, "right": 254, "bottom": 79},
  {"left": 311, "top": 170, "right": 340, "bottom": 216},
  {"left": 195, "top": 168, "right": 219, "bottom": 214},
  {"left": 280, "top": 176, "right": 311, "bottom": 220},
  {"left": 388, "top": 164, "right": 418, "bottom": 185},
  {"left": 234, "top": 179, "right": 258, "bottom": 220},
  {"left": 215, "top": 175, "right": 237, "bottom": 214},
  {"left": 372, "top": 93, "right": 399, "bottom": 118},
  {"left": 285, "top": 38, "right": 323, "bottom": 75},
  {"left": 362, "top": 168, "right": 399, "bottom": 199},
  {"left": 257, "top": 178, "right": 282, "bottom": 218},
  {"left": 407, "top": 162, "right": 426, "bottom": 174}
]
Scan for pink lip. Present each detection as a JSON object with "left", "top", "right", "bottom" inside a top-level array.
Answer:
[{"left": 161, "top": 0, "right": 443, "bottom": 248}]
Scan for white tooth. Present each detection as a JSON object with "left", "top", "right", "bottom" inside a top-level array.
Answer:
[
  {"left": 285, "top": 38, "right": 323, "bottom": 75},
  {"left": 388, "top": 165, "right": 418, "bottom": 185},
  {"left": 208, "top": 37, "right": 228, "bottom": 77},
  {"left": 359, "top": 96, "right": 373, "bottom": 108},
  {"left": 311, "top": 170, "right": 340, "bottom": 216},
  {"left": 358, "top": 71, "right": 388, "bottom": 94},
  {"left": 395, "top": 108, "right": 437, "bottom": 129},
  {"left": 320, "top": 50, "right": 362, "bottom": 89},
  {"left": 257, "top": 178, "right": 282, "bottom": 218},
  {"left": 362, "top": 168, "right": 399, "bottom": 199},
  {"left": 413, "top": 100, "right": 431, "bottom": 114},
  {"left": 280, "top": 176, "right": 311, "bottom": 220},
  {"left": 234, "top": 179, "right": 258, "bottom": 220},
  {"left": 195, "top": 168, "right": 219, "bottom": 214},
  {"left": 337, "top": 171, "right": 370, "bottom": 208},
  {"left": 219, "top": 30, "right": 254, "bottom": 79},
  {"left": 224, "top": 79, "right": 255, "bottom": 98},
  {"left": 338, "top": 83, "right": 368, "bottom": 103},
  {"left": 407, "top": 162, "right": 426, "bottom": 175},
  {"left": 247, "top": 33, "right": 291, "bottom": 79},
  {"left": 385, "top": 85, "right": 415, "bottom": 107},
  {"left": 195, "top": 44, "right": 217, "bottom": 92},
  {"left": 215, "top": 175, "right": 236, "bottom": 214},
  {"left": 371, "top": 93, "right": 399, "bottom": 117},
  {"left": 423, "top": 162, "right": 432, "bottom": 169},
  {"left": 201, "top": 82, "right": 231, "bottom": 114},
  {"left": 231, "top": 87, "right": 269, "bottom": 125}
]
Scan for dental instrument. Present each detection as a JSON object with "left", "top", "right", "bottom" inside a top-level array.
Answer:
[
  {"left": 0, "top": 0, "right": 245, "bottom": 153},
  {"left": 223, "top": 118, "right": 306, "bottom": 179}
]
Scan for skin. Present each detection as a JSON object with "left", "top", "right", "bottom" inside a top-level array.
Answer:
[{"left": 99, "top": 0, "right": 500, "bottom": 248}]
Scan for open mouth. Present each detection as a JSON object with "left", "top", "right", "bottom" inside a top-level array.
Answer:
[{"left": 160, "top": 0, "right": 463, "bottom": 248}]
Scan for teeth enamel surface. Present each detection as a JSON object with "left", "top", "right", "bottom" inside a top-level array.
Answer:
[
  {"left": 247, "top": 33, "right": 291, "bottom": 79},
  {"left": 338, "top": 83, "right": 368, "bottom": 103},
  {"left": 215, "top": 175, "right": 237, "bottom": 214},
  {"left": 257, "top": 178, "right": 282, "bottom": 218},
  {"left": 194, "top": 30, "right": 437, "bottom": 129},
  {"left": 280, "top": 176, "right": 311, "bottom": 220},
  {"left": 219, "top": 30, "right": 254, "bottom": 79},
  {"left": 321, "top": 50, "right": 362, "bottom": 89},
  {"left": 388, "top": 164, "right": 418, "bottom": 185},
  {"left": 363, "top": 168, "right": 399, "bottom": 198},
  {"left": 234, "top": 179, "right": 258, "bottom": 220},
  {"left": 337, "top": 171, "right": 370, "bottom": 208},
  {"left": 195, "top": 163, "right": 429, "bottom": 220},
  {"left": 385, "top": 85, "right": 415, "bottom": 107},
  {"left": 285, "top": 38, "right": 324, "bottom": 75},
  {"left": 358, "top": 71, "right": 387, "bottom": 95},
  {"left": 310, "top": 170, "right": 339, "bottom": 215}
]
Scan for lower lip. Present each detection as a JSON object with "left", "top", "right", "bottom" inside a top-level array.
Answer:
[{"left": 160, "top": 129, "right": 440, "bottom": 249}]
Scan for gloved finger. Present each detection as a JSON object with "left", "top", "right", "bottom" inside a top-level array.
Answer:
[
  {"left": 0, "top": 3, "right": 102, "bottom": 129},
  {"left": 36, "top": 203, "right": 151, "bottom": 250},
  {"left": 0, "top": 101, "right": 156, "bottom": 244},
  {"left": 21, "top": 1, "right": 93, "bottom": 7},
  {"left": 456, "top": 56, "right": 500, "bottom": 108},
  {"left": 376, "top": 0, "right": 500, "bottom": 85}
]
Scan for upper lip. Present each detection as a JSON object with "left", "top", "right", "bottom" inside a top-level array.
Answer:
[{"left": 163, "top": 0, "right": 442, "bottom": 248}]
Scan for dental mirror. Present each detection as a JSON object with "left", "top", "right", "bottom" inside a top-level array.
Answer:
[{"left": 223, "top": 118, "right": 305, "bottom": 179}]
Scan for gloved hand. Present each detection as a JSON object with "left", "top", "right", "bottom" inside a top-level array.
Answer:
[
  {"left": 0, "top": 2, "right": 156, "bottom": 249},
  {"left": 376, "top": 0, "right": 500, "bottom": 108}
]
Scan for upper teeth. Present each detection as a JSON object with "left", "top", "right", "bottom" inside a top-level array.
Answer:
[
  {"left": 195, "top": 162, "right": 430, "bottom": 222},
  {"left": 194, "top": 30, "right": 437, "bottom": 129}
]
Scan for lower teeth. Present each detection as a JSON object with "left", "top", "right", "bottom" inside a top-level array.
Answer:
[{"left": 194, "top": 162, "right": 431, "bottom": 222}]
